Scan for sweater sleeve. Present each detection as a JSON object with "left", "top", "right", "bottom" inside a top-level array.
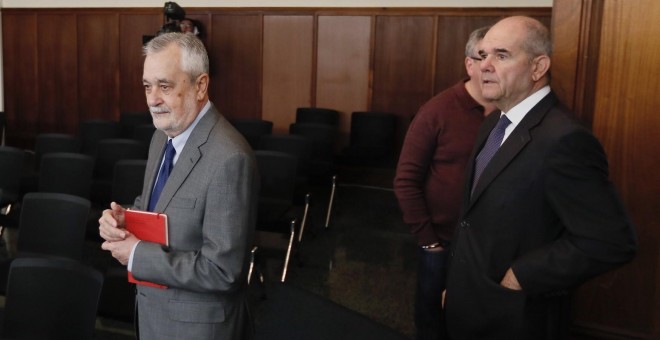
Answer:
[{"left": 394, "top": 109, "right": 441, "bottom": 246}]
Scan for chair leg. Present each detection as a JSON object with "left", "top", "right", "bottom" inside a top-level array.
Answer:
[
  {"left": 297, "top": 193, "right": 311, "bottom": 243},
  {"left": 324, "top": 175, "right": 337, "bottom": 229},
  {"left": 281, "top": 219, "right": 296, "bottom": 282},
  {"left": 248, "top": 246, "right": 258, "bottom": 285}
]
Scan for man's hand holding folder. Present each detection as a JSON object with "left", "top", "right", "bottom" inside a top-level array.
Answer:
[
  {"left": 124, "top": 209, "right": 169, "bottom": 289},
  {"left": 99, "top": 202, "right": 168, "bottom": 289}
]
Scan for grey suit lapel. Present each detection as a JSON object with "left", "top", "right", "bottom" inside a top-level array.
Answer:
[
  {"left": 467, "top": 93, "right": 559, "bottom": 209},
  {"left": 152, "top": 105, "right": 220, "bottom": 212}
]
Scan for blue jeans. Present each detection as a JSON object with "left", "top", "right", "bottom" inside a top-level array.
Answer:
[{"left": 415, "top": 244, "right": 450, "bottom": 340}]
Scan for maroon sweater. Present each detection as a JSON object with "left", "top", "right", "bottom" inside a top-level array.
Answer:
[{"left": 394, "top": 80, "right": 486, "bottom": 246}]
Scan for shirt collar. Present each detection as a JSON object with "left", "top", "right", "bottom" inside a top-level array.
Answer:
[{"left": 501, "top": 85, "right": 551, "bottom": 126}]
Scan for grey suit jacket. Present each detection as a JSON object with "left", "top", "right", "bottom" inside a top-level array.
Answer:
[
  {"left": 445, "top": 92, "right": 637, "bottom": 339},
  {"left": 131, "top": 104, "right": 258, "bottom": 340}
]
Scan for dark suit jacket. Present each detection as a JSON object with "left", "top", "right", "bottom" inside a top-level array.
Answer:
[
  {"left": 131, "top": 104, "right": 259, "bottom": 340},
  {"left": 445, "top": 92, "right": 637, "bottom": 340}
]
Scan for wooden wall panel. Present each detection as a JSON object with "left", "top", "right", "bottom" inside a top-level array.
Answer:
[
  {"left": 119, "top": 13, "right": 162, "bottom": 113},
  {"left": 78, "top": 13, "right": 119, "bottom": 122},
  {"left": 316, "top": 15, "right": 371, "bottom": 147},
  {"left": 262, "top": 15, "right": 314, "bottom": 134},
  {"left": 550, "top": 0, "right": 582, "bottom": 113},
  {"left": 209, "top": 14, "right": 262, "bottom": 121},
  {"left": 435, "top": 16, "right": 496, "bottom": 93},
  {"left": 567, "top": 0, "right": 660, "bottom": 338},
  {"left": 372, "top": 15, "right": 435, "bottom": 149},
  {"left": 37, "top": 14, "right": 78, "bottom": 135},
  {"left": 3, "top": 7, "right": 552, "bottom": 151},
  {"left": 2, "top": 13, "right": 38, "bottom": 147}
]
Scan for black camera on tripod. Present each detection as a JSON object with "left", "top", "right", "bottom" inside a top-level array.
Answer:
[
  {"left": 142, "top": 2, "right": 187, "bottom": 45},
  {"left": 158, "top": 2, "right": 186, "bottom": 34}
]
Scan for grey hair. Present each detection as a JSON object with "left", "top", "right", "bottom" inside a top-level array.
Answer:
[
  {"left": 465, "top": 26, "right": 490, "bottom": 57},
  {"left": 521, "top": 18, "right": 552, "bottom": 58},
  {"left": 143, "top": 33, "right": 209, "bottom": 81}
]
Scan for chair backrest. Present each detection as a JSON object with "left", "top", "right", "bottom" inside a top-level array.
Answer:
[
  {"left": 39, "top": 152, "right": 94, "bottom": 199},
  {"left": 0, "top": 146, "right": 25, "bottom": 206},
  {"left": 94, "top": 138, "right": 146, "bottom": 180},
  {"left": 79, "top": 119, "right": 121, "bottom": 156},
  {"left": 132, "top": 123, "right": 156, "bottom": 154},
  {"left": 289, "top": 123, "right": 336, "bottom": 162},
  {"left": 349, "top": 111, "right": 397, "bottom": 150},
  {"left": 34, "top": 133, "right": 81, "bottom": 170},
  {"left": 112, "top": 159, "right": 147, "bottom": 206},
  {"left": 232, "top": 119, "right": 274, "bottom": 149},
  {"left": 259, "top": 134, "right": 311, "bottom": 177},
  {"left": 2, "top": 257, "right": 103, "bottom": 340},
  {"left": 255, "top": 151, "right": 298, "bottom": 203},
  {"left": 119, "top": 111, "right": 152, "bottom": 138},
  {"left": 17, "top": 192, "right": 91, "bottom": 261},
  {"left": 295, "top": 107, "right": 340, "bottom": 126}
]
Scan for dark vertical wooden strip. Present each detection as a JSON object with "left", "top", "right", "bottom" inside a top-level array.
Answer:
[
  {"left": 2, "top": 13, "right": 38, "bottom": 147},
  {"left": 119, "top": 13, "right": 162, "bottom": 113},
  {"left": 209, "top": 14, "right": 262, "bottom": 121},
  {"left": 372, "top": 15, "right": 435, "bottom": 149},
  {"left": 78, "top": 13, "right": 120, "bottom": 123},
  {"left": 37, "top": 14, "right": 78, "bottom": 135}
]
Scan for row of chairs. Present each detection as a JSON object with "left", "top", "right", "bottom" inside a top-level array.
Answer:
[
  {"left": 233, "top": 107, "right": 398, "bottom": 168},
  {"left": 0, "top": 192, "right": 103, "bottom": 339}
]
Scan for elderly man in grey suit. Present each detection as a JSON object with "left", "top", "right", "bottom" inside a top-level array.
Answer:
[{"left": 99, "top": 33, "right": 258, "bottom": 339}]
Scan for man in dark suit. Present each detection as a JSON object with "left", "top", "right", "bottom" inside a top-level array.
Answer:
[
  {"left": 99, "top": 33, "right": 258, "bottom": 339},
  {"left": 444, "top": 16, "right": 637, "bottom": 339}
]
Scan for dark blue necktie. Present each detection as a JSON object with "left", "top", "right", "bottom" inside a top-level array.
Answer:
[
  {"left": 472, "top": 115, "right": 511, "bottom": 192},
  {"left": 148, "top": 140, "right": 175, "bottom": 211}
]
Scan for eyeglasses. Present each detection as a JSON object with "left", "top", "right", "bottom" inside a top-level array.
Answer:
[{"left": 468, "top": 56, "right": 482, "bottom": 61}]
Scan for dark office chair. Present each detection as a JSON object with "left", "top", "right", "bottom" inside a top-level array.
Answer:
[
  {"left": 0, "top": 146, "right": 25, "bottom": 235},
  {"left": 33, "top": 133, "right": 81, "bottom": 170},
  {"left": 341, "top": 111, "right": 397, "bottom": 166},
  {"left": 289, "top": 123, "right": 336, "bottom": 181},
  {"left": 295, "top": 107, "right": 340, "bottom": 127},
  {"left": 119, "top": 111, "right": 152, "bottom": 138},
  {"left": 91, "top": 138, "right": 146, "bottom": 207},
  {"left": 0, "top": 146, "right": 24, "bottom": 216},
  {"left": 231, "top": 118, "right": 273, "bottom": 149},
  {"left": 0, "top": 192, "right": 91, "bottom": 295},
  {"left": 253, "top": 151, "right": 308, "bottom": 283},
  {"left": 79, "top": 119, "right": 121, "bottom": 156},
  {"left": 2, "top": 257, "right": 103, "bottom": 340},
  {"left": 112, "top": 159, "right": 147, "bottom": 207},
  {"left": 259, "top": 134, "right": 312, "bottom": 201},
  {"left": 93, "top": 161, "right": 146, "bottom": 324},
  {"left": 16, "top": 192, "right": 91, "bottom": 261},
  {"left": 39, "top": 152, "right": 94, "bottom": 200},
  {"left": 132, "top": 123, "right": 156, "bottom": 156}
]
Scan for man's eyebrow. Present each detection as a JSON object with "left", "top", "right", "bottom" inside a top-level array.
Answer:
[
  {"left": 494, "top": 48, "right": 511, "bottom": 54},
  {"left": 143, "top": 78, "right": 174, "bottom": 84}
]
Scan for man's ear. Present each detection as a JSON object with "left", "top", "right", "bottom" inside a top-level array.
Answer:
[
  {"left": 195, "top": 73, "right": 209, "bottom": 100},
  {"left": 531, "top": 55, "right": 551, "bottom": 82},
  {"left": 465, "top": 57, "right": 474, "bottom": 77}
]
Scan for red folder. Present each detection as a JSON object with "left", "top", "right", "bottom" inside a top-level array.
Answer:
[{"left": 124, "top": 209, "right": 169, "bottom": 289}]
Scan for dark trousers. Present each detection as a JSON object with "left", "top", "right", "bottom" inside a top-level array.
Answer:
[{"left": 415, "top": 245, "right": 450, "bottom": 340}]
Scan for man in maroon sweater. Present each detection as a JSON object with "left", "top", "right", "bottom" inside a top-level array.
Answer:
[{"left": 394, "top": 26, "right": 495, "bottom": 340}]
